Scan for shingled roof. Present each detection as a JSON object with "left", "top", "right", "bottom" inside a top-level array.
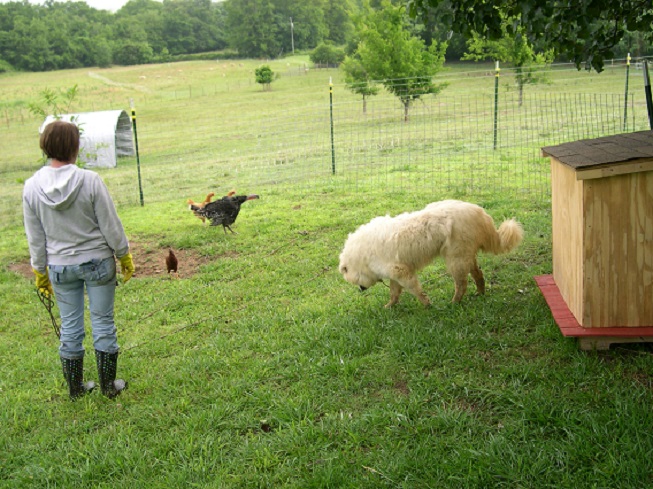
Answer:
[{"left": 541, "top": 130, "right": 653, "bottom": 169}]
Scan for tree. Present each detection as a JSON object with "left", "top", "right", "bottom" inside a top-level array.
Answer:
[
  {"left": 310, "top": 42, "right": 345, "bottom": 67},
  {"left": 28, "top": 84, "right": 85, "bottom": 164},
  {"left": 274, "top": 0, "right": 327, "bottom": 53},
  {"left": 225, "top": 0, "right": 281, "bottom": 58},
  {"left": 0, "top": 0, "right": 227, "bottom": 72},
  {"left": 352, "top": 1, "right": 448, "bottom": 122},
  {"left": 614, "top": 31, "right": 653, "bottom": 59},
  {"left": 255, "top": 65, "right": 275, "bottom": 91},
  {"left": 28, "top": 85, "right": 80, "bottom": 119},
  {"left": 89, "top": 37, "right": 113, "bottom": 68},
  {"left": 224, "top": 0, "right": 336, "bottom": 58},
  {"left": 323, "top": 0, "right": 354, "bottom": 45},
  {"left": 0, "top": 59, "right": 13, "bottom": 73},
  {"left": 115, "top": 0, "right": 167, "bottom": 55},
  {"left": 407, "top": 0, "right": 653, "bottom": 72},
  {"left": 341, "top": 55, "right": 379, "bottom": 114},
  {"left": 463, "top": 26, "right": 554, "bottom": 106},
  {"left": 112, "top": 40, "right": 153, "bottom": 65}
]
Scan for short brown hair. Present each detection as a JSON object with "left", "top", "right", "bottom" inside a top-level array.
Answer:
[{"left": 40, "top": 120, "right": 80, "bottom": 163}]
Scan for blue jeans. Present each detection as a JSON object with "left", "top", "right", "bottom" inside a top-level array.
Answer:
[{"left": 49, "top": 257, "right": 119, "bottom": 359}]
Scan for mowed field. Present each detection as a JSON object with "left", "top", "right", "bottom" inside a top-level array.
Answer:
[{"left": 2, "top": 56, "right": 653, "bottom": 488}]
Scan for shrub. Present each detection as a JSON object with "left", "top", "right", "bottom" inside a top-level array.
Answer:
[
  {"left": 0, "top": 59, "right": 14, "bottom": 73},
  {"left": 310, "top": 43, "right": 345, "bottom": 67},
  {"left": 255, "top": 65, "right": 275, "bottom": 91},
  {"left": 112, "top": 41, "right": 154, "bottom": 66}
]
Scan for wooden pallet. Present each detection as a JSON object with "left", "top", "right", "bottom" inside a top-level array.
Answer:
[{"left": 534, "top": 275, "right": 653, "bottom": 350}]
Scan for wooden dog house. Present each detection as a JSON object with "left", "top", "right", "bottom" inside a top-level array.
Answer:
[{"left": 537, "top": 131, "right": 653, "bottom": 349}]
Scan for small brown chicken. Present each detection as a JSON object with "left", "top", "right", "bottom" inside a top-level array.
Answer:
[
  {"left": 187, "top": 192, "right": 216, "bottom": 224},
  {"left": 166, "top": 249, "right": 179, "bottom": 279}
]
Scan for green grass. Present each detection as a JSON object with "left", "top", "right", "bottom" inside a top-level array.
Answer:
[{"left": 2, "top": 58, "right": 653, "bottom": 488}]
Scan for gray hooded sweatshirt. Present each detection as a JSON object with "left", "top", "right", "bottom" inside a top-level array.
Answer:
[{"left": 23, "top": 163, "right": 129, "bottom": 273}]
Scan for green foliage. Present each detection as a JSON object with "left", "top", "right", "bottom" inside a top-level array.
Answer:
[
  {"left": 0, "top": 0, "right": 226, "bottom": 71},
  {"left": 218, "top": 0, "right": 360, "bottom": 59},
  {"left": 225, "top": 0, "right": 282, "bottom": 58},
  {"left": 407, "top": 0, "right": 653, "bottom": 72},
  {"left": 0, "top": 0, "right": 490, "bottom": 72},
  {"left": 254, "top": 64, "right": 275, "bottom": 90},
  {"left": 112, "top": 41, "right": 154, "bottom": 66},
  {"left": 463, "top": 23, "right": 554, "bottom": 105},
  {"left": 0, "top": 59, "right": 13, "bottom": 73},
  {"left": 164, "top": 49, "right": 240, "bottom": 62},
  {"left": 614, "top": 30, "right": 653, "bottom": 59},
  {"left": 0, "top": 1, "right": 114, "bottom": 71},
  {"left": 310, "top": 42, "right": 345, "bottom": 66},
  {"left": 340, "top": 55, "right": 379, "bottom": 113},
  {"left": 27, "top": 85, "right": 79, "bottom": 119},
  {"left": 26, "top": 84, "right": 92, "bottom": 166},
  {"left": 350, "top": 1, "right": 448, "bottom": 121},
  {"left": 323, "top": 0, "right": 355, "bottom": 44}
]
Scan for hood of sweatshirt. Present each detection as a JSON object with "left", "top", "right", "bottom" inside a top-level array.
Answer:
[{"left": 31, "top": 164, "right": 84, "bottom": 210}]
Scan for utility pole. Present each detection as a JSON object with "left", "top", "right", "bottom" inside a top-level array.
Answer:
[{"left": 290, "top": 17, "right": 294, "bottom": 54}]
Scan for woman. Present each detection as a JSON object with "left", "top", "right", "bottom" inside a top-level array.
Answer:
[{"left": 23, "top": 120, "right": 135, "bottom": 400}]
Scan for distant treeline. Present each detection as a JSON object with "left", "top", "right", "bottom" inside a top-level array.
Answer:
[
  {"left": 0, "top": 0, "right": 354, "bottom": 72},
  {"left": 0, "top": 0, "right": 649, "bottom": 73},
  {"left": 0, "top": 0, "right": 226, "bottom": 71}
]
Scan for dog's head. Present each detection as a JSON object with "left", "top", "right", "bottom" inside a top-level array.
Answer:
[{"left": 338, "top": 249, "right": 380, "bottom": 292}]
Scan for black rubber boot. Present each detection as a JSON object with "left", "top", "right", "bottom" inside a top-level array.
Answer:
[
  {"left": 61, "top": 357, "right": 96, "bottom": 400},
  {"left": 95, "top": 350, "right": 127, "bottom": 398}
]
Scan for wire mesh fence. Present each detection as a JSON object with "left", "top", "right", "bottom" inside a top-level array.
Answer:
[
  {"left": 108, "top": 86, "right": 648, "bottom": 208},
  {"left": 2, "top": 60, "right": 652, "bottom": 220}
]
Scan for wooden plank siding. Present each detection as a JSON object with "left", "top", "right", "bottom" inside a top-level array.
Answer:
[
  {"left": 545, "top": 131, "right": 653, "bottom": 328},
  {"left": 551, "top": 158, "right": 585, "bottom": 322}
]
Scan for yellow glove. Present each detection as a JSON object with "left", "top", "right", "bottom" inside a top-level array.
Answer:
[
  {"left": 118, "top": 253, "right": 135, "bottom": 283},
  {"left": 33, "top": 269, "right": 53, "bottom": 297}
]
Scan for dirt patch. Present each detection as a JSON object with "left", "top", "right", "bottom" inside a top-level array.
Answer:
[
  {"left": 393, "top": 380, "right": 410, "bottom": 396},
  {"left": 8, "top": 241, "right": 215, "bottom": 280},
  {"left": 128, "top": 241, "right": 216, "bottom": 279}
]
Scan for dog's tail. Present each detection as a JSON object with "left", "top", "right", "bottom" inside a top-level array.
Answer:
[{"left": 484, "top": 218, "right": 523, "bottom": 255}]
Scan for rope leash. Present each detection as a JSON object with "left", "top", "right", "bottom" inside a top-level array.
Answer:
[{"left": 36, "top": 289, "right": 61, "bottom": 338}]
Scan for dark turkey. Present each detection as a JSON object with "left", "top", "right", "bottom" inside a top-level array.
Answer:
[{"left": 190, "top": 194, "right": 259, "bottom": 233}]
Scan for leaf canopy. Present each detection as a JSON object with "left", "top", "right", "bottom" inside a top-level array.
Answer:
[{"left": 407, "top": 0, "right": 653, "bottom": 72}]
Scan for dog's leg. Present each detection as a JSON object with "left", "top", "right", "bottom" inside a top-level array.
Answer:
[
  {"left": 397, "top": 278, "right": 430, "bottom": 307},
  {"left": 452, "top": 278, "right": 467, "bottom": 302},
  {"left": 387, "top": 266, "right": 431, "bottom": 307},
  {"left": 385, "top": 280, "right": 404, "bottom": 308},
  {"left": 471, "top": 260, "right": 485, "bottom": 295},
  {"left": 448, "top": 261, "right": 472, "bottom": 303}
]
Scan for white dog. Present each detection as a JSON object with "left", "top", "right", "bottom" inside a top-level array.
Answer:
[{"left": 338, "top": 200, "right": 523, "bottom": 307}]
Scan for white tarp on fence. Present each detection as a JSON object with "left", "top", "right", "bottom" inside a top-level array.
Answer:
[{"left": 39, "top": 110, "right": 134, "bottom": 168}]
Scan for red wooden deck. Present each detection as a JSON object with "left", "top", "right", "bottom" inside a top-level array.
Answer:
[{"left": 534, "top": 275, "right": 653, "bottom": 349}]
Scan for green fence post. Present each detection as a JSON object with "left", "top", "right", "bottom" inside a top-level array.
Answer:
[
  {"left": 130, "top": 99, "right": 144, "bottom": 207},
  {"left": 329, "top": 77, "right": 336, "bottom": 175},
  {"left": 493, "top": 60, "right": 500, "bottom": 150},
  {"left": 644, "top": 60, "right": 653, "bottom": 130},
  {"left": 623, "top": 53, "right": 630, "bottom": 132}
]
